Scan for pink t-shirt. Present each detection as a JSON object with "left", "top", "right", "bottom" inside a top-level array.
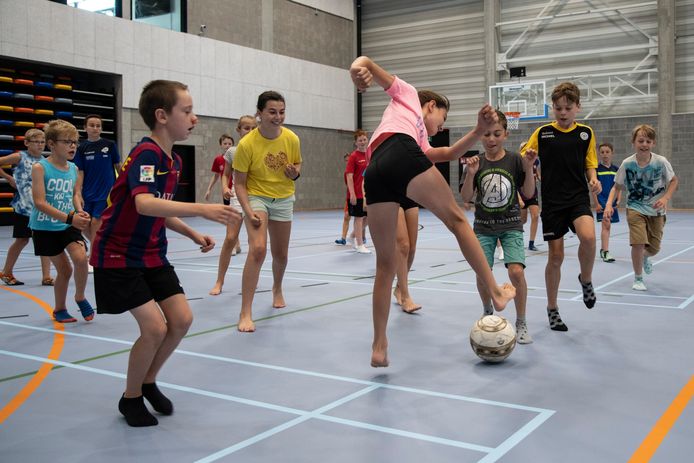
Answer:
[{"left": 366, "top": 76, "right": 432, "bottom": 161}]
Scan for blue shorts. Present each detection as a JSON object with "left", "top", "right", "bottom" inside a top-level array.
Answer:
[
  {"left": 476, "top": 230, "right": 526, "bottom": 268},
  {"left": 83, "top": 200, "right": 108, "bottom": 219}
]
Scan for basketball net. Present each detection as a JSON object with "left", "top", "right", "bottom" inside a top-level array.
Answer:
[{"left": 505, "top": 111, "right": 521, "bottom": 130}]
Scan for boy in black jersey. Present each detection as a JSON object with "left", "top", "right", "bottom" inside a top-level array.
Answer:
[{"left": 523, "top": 82, "right": 601, "bottom": 331}]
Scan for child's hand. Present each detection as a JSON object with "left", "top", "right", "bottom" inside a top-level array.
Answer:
[
  {"left": 350, "top": 65, "right": 372, "bottom": 92},
  {"left": 284, "top": 163, "right": 300, "bottom": 180},
  {"left": 603, "top": 206, "right": 613, "bottom": 221},
  {"left": 203, "top": 204, "right": 241, "bottom": 226},
  {"left": 204, "top": 189, "right": 211, "bottom": 201},
  {"left": 522, "top": 149, "right": 538, "bottom": 169},
  {"left": 195, "top": 234, "right": 216, "bottom": 253},
  {"left": 72, "top": 211, "right": 91, "bottom": 230},
  {"left": 588, "top": 178, "right": 602, "bottom": 195},
  {"left": 654, "top": 196, "right": 669, "bottom": 211},
  {"left": 476, "top": 104, "right": 498, "bottom": 133},
  {"left": 465, "top": 155, "right": 480, "bottom": 175},
  {"left": 248, "top": 212, "right": 263, "bottom": 228},
  {"left": 595, "top": 203, "right": 603, "bottom": 213}
]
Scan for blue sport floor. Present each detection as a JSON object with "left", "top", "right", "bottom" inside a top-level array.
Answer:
[{"left": 1, "top": 209, "right": 693, "bottom": 462}]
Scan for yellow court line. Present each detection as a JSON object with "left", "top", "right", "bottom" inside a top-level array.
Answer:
[
  {"left": 628, "top": 375, "right": 694, "bottom": 463},
  {"left": 0, "top": 286, "right": 64, "bottom": 424}
]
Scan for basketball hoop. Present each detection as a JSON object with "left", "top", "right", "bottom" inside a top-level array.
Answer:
[{"left": 505, "top": 112, "right": 521, "bottom": 130}]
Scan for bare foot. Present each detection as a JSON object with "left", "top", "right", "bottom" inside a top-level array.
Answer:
[
  {"left": 401, "top": 298, "right": 422, "bottom": 314},
  {"left": 393, "top": 285, "right": 402, "bottom": 305},
  {"left": 238, "top": 316, "right": 256, "bottom": 332},
  {"left": 371, "top": 341, "right": 389, "bottom": 367},
  {"left": 272, "top": 289, "right": 286, "bottom": 309},
  {"left": 209, "top": 283, "right": 223, "bottom": 296},
  {"left": 491, "top": 283, "right": 516, "bottom": 312}
]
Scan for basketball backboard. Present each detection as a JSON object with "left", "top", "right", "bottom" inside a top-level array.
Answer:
[{"left": 489, "top": 81, "right": 548, "bottom": 120}]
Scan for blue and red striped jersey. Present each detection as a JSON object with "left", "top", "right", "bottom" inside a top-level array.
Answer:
[{"left": 90, "top": 137, "right": 182, "bottom": 268}]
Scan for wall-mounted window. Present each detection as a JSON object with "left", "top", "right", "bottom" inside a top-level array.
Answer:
[
  {"left": 67, "top": 0, "right": 121, "bottom": 17},
  {"left": 132, "top": 0, "right": 186, "bottom": 32}
]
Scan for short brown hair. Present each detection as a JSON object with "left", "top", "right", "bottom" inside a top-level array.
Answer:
[
  {"left": 418, "top": 90, "right": 450, "bottom": 111},
  {"left": 84, "top": 114, "right": 102, "bottom": 127},
  {"left": 495, "top": 110, "right": 508, "bottom": 131},
  {"left": 631, "top": 124, "right": 656, "bottom": 143},
  {"left": 551, "top": 82, "right": 581, "bottom": 105},
  {"left": 138, "top": 80, "right": 189, "bottom": 130},
  {"left": 354, "top": 129, "right": 368, "bottom": 140},
  {"left": 219, "top": 133, "right": 234, "bottom": 145},
  {"left": 44, "top": 119, "right": 78, "bottom": 143},
  {"left": 598, "top": 142, "right": 614, "bottom": 152}
]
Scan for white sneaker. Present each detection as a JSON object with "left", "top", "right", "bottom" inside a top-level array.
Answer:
[
  {"left": 496, "top": 248, "right": 504, "bottom": 260},
  {"left": 354, "top": 244, "right": 372, "bottom": 254},
  {"left": 515, "top": 320, "right": 533, "bottom": 344},
  {"left": 632, "top": 279, "right": 647, "bottom": 291}
]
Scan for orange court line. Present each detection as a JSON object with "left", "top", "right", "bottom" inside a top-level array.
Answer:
[
  {"left": 0, "top": 286, "right": 64, "bottom": 424},
  {"left": 628, "top": 375, "right": 694, "bottom": 463}
]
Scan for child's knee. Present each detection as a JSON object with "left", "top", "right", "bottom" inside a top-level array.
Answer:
[
  {"left": 248, "top": 245, "right": 267, "bottom": 262},
  {"left": 508, "top": 264, "right": 525, "bottom": 282},
  {"left": 169, "top": 312, "right": 193, "bottom": 334}
]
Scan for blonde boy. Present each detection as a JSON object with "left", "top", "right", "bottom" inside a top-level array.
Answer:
[{"left": 603, "top": 125, "right": 678, "bottom": 291}]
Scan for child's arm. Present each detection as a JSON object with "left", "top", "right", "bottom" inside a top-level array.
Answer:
[
  {"left": 133, "top": 193, "right": 239, "bottom": 226},
  {"left": 233, "top": 171, "right": 261, "bottom": 227},
  {"left": 350, "top": 56, "right": 395, "bottom": 92},
  {"left": 221, "top": 161, "right": 233, "bottom": 199},
  {"left": 654, "top": 176, "right": 678, "bottom": 211},
  {"left": 346, "top": 173, "right": 357, "bottom": 205},
  {"left": 520, "top": 149, "right": 539, "bottom": 199},
  {"left": 0, "top": 153, "right": 20, "bottom": 189},
  {"left": 74, "top": 170, "right": 85, "bottom": 211},
  {"left": 603, "top": 184, "right": 622, "bottom": 221},
  {"left": 586, "top": 168, "right": 601, "bottom": 195},
  {"left": 425, "top": 105, "right": 498, "bottom": 162},
  {"left": 459, "top": 157, "right": 480, "bottom": 203},
  {"left": 204, "top": 172, "right": 219, "bottom": 201},
  {"left": 165, "top": 217, "right": 215, "bottom": 253},
  {"left": 31, "top": 163, "right": 90, "bottom": 230},
  {"left": 591, "top": 191, "right": 602, "bottom": 213}
]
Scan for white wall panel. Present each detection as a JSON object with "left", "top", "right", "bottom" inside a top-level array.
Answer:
[{"left": 0, "top": 0, "right": 354, "bottom": 131}]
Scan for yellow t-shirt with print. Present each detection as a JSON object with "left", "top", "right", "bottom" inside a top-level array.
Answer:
[{"left": 233, "top": 127, "right": 302, "bottom": 198}]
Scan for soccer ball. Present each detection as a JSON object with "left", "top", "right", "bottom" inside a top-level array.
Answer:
[{"left": 469, "top": 315, "right": 516, "bottom": 363}]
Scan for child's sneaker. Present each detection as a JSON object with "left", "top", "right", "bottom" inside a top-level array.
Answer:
[
  {"left": 547, "top": 308, "right": 568, "bottom": 331},
  {"left": 600, "top": 250, "right": 616, "bottom": 263},
  {"left": 77, "top": 299, "right": 95, "bottom": 321},
  {"left": 528, "top": 243, "right": 539, "bottom": 251},
  {"left": 334, "top": 238, "right": 347, "bottom": 245},
  {"left": 632, "top": 278, "right": 647, "bottom": 291},
  {"left": 53, "top": 309, "right": 77, "bottom": 323},
  {"left": 0, "top": 273, "right": 24, "bottom": 286},
  {"left": 355, "top": 244, "right": 372, "bottom": 254},
  {"left": 643, "top": 256, "right": 653, "bottom": 274},
  {"left": 515, "top": 320, "right": 533, "bottom": 344}
]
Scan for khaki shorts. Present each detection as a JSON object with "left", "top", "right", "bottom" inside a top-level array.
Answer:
[
  {"left": 627, "top": 209, "right": 666, "bottom": 254},
  {"left": 248, "top": 194, "right": 295, "bottom": 222}
]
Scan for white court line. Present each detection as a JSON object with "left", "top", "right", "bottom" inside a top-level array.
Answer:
[
  {"left": 0, "top": 345, "right": 551, "bottom": 462},
  {"left": 568, "top": 245, "right": 694, "bottom": 302},
  {"left": 678, "top": 294, "right": 694, "bottom": 309}
]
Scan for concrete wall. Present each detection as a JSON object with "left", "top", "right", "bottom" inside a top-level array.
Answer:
[{"left": 449, "top": 113, "right": 694, "bottom": 209}]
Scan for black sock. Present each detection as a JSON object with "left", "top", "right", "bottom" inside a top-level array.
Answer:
[
  {"left": 142, "top": 382, "right": 173, "bottom": 415},
  {"left": 118, "top": 395, "right": 158, "bottom": 427},
  {"left": 529, "top": 240, "right": 534, "bottom": 247}
]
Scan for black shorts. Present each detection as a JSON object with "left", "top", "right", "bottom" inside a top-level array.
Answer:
[
  {"left": 400, "top": 197, "right": 420, "bottom": 210},
  {"left": 541, "top": 203, "right": 592, "bottom": 241},
  {"left": 223, "top": 198, "right": 230, "bottom": 206},
  {"left": 521, "top": 196, "right": 539, "bottom": 208},
  {"left": 364, "top": 133, "right": 433, "bottom": 206},
  {"left": 12, "top": 213, "right": 32, "bottom": 238},
  {"left": 32, "top": 227, "right": 86, "bottom": 256},
  {"left": 94, "top": 265, "right": 184, "bottom": 314},
  {"left": 348, "top": 198, "right": 367, "bottom": 217}
]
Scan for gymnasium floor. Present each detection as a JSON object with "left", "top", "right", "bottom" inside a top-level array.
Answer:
[{"left": 1, "top": 209, "right": 693, "bottom": 463}]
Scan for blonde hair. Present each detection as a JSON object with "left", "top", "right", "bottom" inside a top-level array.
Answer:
[
  {"left": 631, "top": 124, "right": 656, "bottom": 143},
  {"left": 237, "top": 115, "right": 256, "bottom": 129},
  {"left": 43, "top": 119, "right": 78, "bottom": 143},
  {"left": 24, "top": 128, "right": 45, "bottom": 140}
]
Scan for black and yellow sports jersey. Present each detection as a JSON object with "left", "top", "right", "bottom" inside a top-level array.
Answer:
[{"left": 523, "top": 121, "right": 597, "bottom": 209}]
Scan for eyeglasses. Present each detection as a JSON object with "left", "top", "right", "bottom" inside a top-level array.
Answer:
[
  {"left": 27, "top": 140, "right": 46, "bottom": 144},
  {"left": 56, "top": 140, "right": 79, "bottom": 146}
]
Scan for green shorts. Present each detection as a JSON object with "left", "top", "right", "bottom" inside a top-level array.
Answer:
[
  {"left": 248, "top": 194, "right": 295, "bottom": 222},
  {"left": 476, "top": 230, "right": 526, "bottom": 268}
]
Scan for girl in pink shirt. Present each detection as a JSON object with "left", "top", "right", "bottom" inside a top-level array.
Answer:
[{"left": 350, "top": 56, "right": 516, "bottom": 368}]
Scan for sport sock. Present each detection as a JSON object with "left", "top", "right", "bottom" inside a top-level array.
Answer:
[
  {"left": 118, "top": 395, "right": 158, "bottom": 427},
  {"left": 547, "top": 307, "right": 568, "bottom": 331},
  {"left": 483, "top": 304, "right": 494, "bottom": 316},
  {"left": 142, "top": 382, "right": 173, "bottom": 415},
  {"left": 578, "top": 274, "right": 596, "bottom": 309}
]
